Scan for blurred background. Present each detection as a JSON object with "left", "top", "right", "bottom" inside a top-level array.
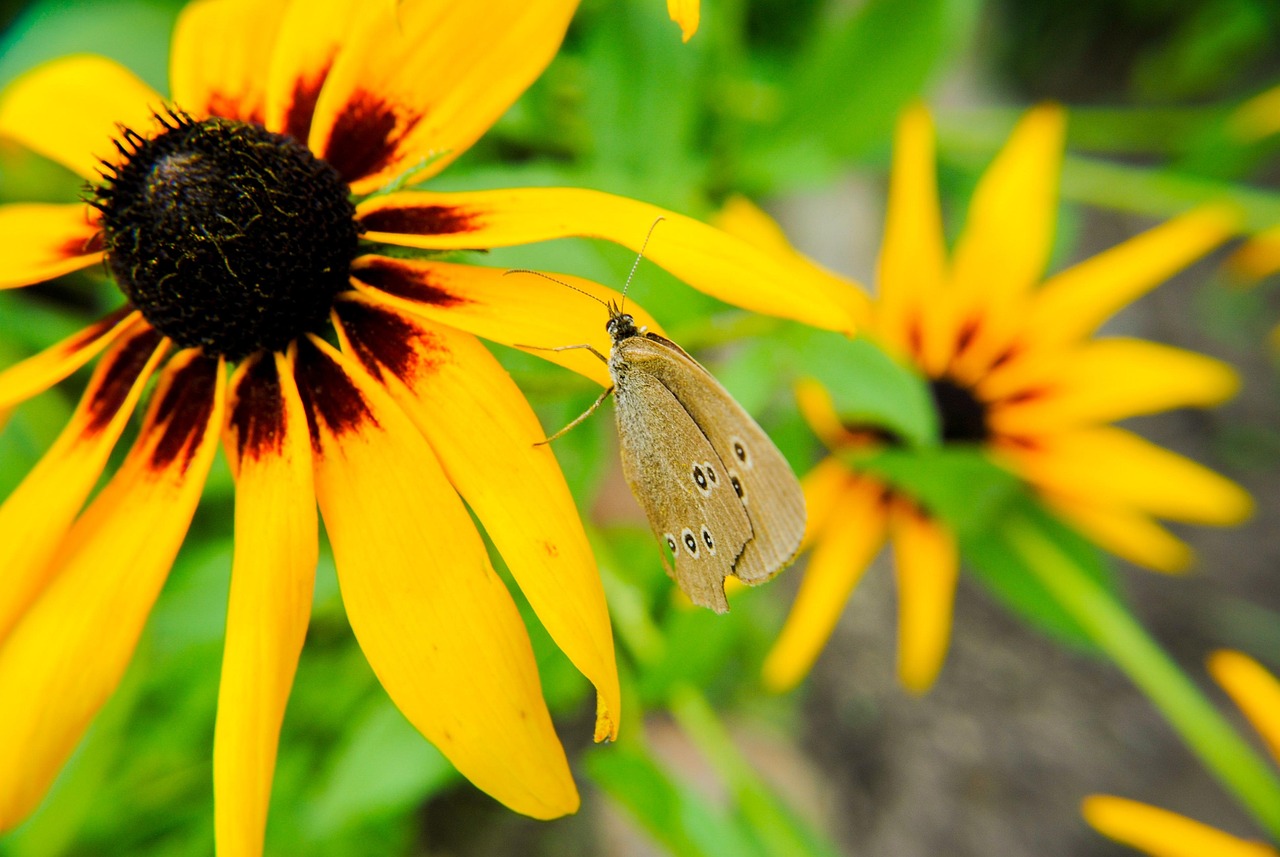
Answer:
[{"left": 1, "top": 0, "right": 1279, "bottom": 855}]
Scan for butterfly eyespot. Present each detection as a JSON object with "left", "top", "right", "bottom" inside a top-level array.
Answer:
[
  {"left": 729, "top": 436, "right": 754, "bottom": 471},
  {"left": 691, "top": 463, "right": 712, "bottom": 497},
  {"left": 704, "top": 463, "right": 718, "bottom": 484},
  {"left": 729, "top": 473, "right": 746, "bottom": 504},
  {"left": 681, "top": 527, "right": 699, "bottom": 557},
  {"left": 701, "top": 525, "right": 716, "bottom": 556},
  {"left": 665, "top": 533, "right": 677, "bottom": 553}
]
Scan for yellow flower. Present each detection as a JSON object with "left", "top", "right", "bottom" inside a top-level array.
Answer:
[
  {"left": 716, "top": 104, "right": 1250, "bottom": 694},
  {"left": 0, "top": 0, "right": 850, "bottom": 848},
  {"left": 1083, "top": 650, "right": 1280, "bottom": 857}
]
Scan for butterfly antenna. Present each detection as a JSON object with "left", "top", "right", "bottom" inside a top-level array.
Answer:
[
  {"left": 503, "top": 268, "right": 611, "bottom": 310},
  {"left": 620, "top": 216, "right": 665, "bottom": 315}
]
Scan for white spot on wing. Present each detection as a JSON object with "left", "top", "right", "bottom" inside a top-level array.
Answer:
[{"left": 680, "top": 527, "right": 699, "bottom": 557}]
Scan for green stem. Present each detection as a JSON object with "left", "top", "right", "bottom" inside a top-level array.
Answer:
[
  {"left": 666, "top": 684, "right": 845, "bottom": 857},
  {"left": 592, "top": 533, "right": 668, "bottom": 667},
  {"left": 1058, "top": 154, "right": 1280, "bottom": 234},
  {"left": 939, "top": 105, "right": 1230, "bottom": 157},
  {"left": 937, "top": 124, "right": 1280, "bottom": 234},
  {"left": 1006, "top": 517, "right": 1280, "bottom": 841}
]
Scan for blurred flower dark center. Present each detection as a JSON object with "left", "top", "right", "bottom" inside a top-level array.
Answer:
[
  {"left": 93, "top": 113, "right": 360, "bottom": 360},
  {"left": 929, "top": 377, "right": 989, "bottom": 443}
]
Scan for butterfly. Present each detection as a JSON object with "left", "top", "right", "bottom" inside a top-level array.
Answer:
[{"left": 514, "top": 219, "right": 806, "bottom": 612}]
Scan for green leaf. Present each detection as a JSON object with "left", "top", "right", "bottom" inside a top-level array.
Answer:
[
  {"left": 963, "top": 495, "right": 1119, "bottom": 651},
  {"left": 636, "top": 599, "right": 743, "bottom": 704},
  {"left": 577, "top": 0, "right": 706, "bottom": 205},
  {"left": 781, "top": 327, "right": 937, "bottom": 446},
  {"left": 303, "top": 698, "right": 457, "bottom": 840},
  {"left": 666, "top": 685, "right": 845, "bottom": 857},
  {"left": 584, "top": 741, "right": 766, "bottom": 857},
  {"left": 0, "top": 0, "right": 183, "bottom": 91},
  {"left": 855, "top": 445, "right": 1020, "bottom": 536},
  {"left": 750, "top": 0, "right": 976, "bottom": 174},
  {"left": 852, "top": 445, "right": 1118, "bottom": 650}
]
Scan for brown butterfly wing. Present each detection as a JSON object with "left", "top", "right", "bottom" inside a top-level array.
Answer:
[
  {"left": 611, "top": 368, "right": 753, "bottom": 613},
  {"left": 617, "top": 334, "right": 806, "bottom": 584}
]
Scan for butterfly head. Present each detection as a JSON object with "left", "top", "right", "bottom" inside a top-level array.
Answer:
[{"left": 605, "top": 304, "right": 640, "bottom": 342}]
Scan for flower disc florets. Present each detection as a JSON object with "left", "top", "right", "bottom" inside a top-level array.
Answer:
[
  {"left": 930, "top": 377, "right": 990, "bottom": 443},
  {"left": 93, "top": 112, "right": 359, "bottom": 359}
]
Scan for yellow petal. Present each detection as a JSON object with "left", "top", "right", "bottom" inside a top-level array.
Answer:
[
  {"left": 262, "top": 0, "right": 369, "bottom": 140},
  {"left": 667, "top": 0, "right": 700, "bottom": 41},
  {"left": 712, "top": 194, "right": 800, "bottom": 259},
  {"left": 0, "top": 204, "right": 104, "bottom": 289},
  {"left": 0, "top": 351, "right": 224, "bottom": 832},
  {"left": 0, "top": 322, "right": 165, "bottom": 645},
  {"left": 333, "top": 297, "right": 620, "bottom": 742},
  {"left": 1039, "top": 491, "right": 1193, "bottom": 573},
  {"left": 876, "top": 104, "right": 951, "bottom": 373},
  {"left": 762, "top": 479, "right": 888, "bottom": 692},
  {"left": 349, "top": 256, "right": 663, "bottom": 388},
  {"left": 356, "top": 189, "right": 859, "bottom": 332},
  {"left": 1207, "top": 650, "right": 1280, "bottom": 767},
  {"left": 169, "top": 0, "right": 288, "bottom": 123},
  {"left": 215, "top": 350, "right": 317, "bottom": 857},
  {"left": 1082, "top": 795, "right": 1278, "bottom": 857},
  {"left": 1006, "top": 427, "right": 1252, "bottom": 527},
  {"left": 308, "top": 0, "right": 577, "bottom": 192},
  {"left": 711, "top": 195, "right": 870, "bottom": 329},
  {"left": 889, "top": 502, "right": 957, "bottom": 694},
  {"left": 795, "top": 377, "right": 855, "bottom": 451},
  {"left": 1031, "top": 205, "right": 1238, "bottom": 345},
  {"left": 987, "top": 339, "right": 1239, "bottom": 435},
  {"left": 1228, "top": 223, "right": 1280, "bottom": 282},
  {"left": 0, "top": 55, "right": 161, "bottom": 179},
  {"left": 947, "top": 105, "right": 1066, "bottom": 379},
  {"left": 952, "top": 104, "right": 1064, "bottom": 307},
  {"left": 293, "top": 336, "right": 577, "bottom": 819},
  {"left": 0, "top": 308, "right": 141, "bottom": 410},
  {"left": 798, "top": 456, "right": 858, "bottom": 552}
]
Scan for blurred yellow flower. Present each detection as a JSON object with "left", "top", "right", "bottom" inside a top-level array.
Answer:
[
  {"left": 1083, "top": 650, "right": 1280, "bottom": 857},
  {"left": 1227, "top": 224, "right": 1280, "bottom": 284},
  {"left": 1224, "top": 85, "right": 1280, "bottom": 287},
  {"left": 668, "top": 0, "right": 700, "bottom": 41},
  {"left": 716, "top": 104, "right": 1250, "bottom": 694}
]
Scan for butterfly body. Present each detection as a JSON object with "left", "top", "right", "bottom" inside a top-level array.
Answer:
[{"left": 605, "top": 308, "right": 805, "bottom": 613}]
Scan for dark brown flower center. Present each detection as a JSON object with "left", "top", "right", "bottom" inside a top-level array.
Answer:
[
  {"left": 929, "top": 377, "right": 989, "bottom": 443},
  {"left": 92, "top": 113, "right": 359, "bottom": 360}
]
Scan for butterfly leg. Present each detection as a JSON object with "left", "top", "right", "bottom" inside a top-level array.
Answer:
[
  {"left": 538, "top": 385, "right": 615, "bottom": 445},
  {"left": 517, "top": 342, "right": 609, "bottom": 364}
]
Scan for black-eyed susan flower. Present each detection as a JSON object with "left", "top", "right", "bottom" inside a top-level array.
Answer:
[
  {"left": 715, "top": 104, "right": 1250, "bottom": 694},
  {"left": 0, "top": 0, "right": 854, "bottom": 848},
  {"left": 1083, "top": 650, "right": 1280, "bottom": 857}
]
